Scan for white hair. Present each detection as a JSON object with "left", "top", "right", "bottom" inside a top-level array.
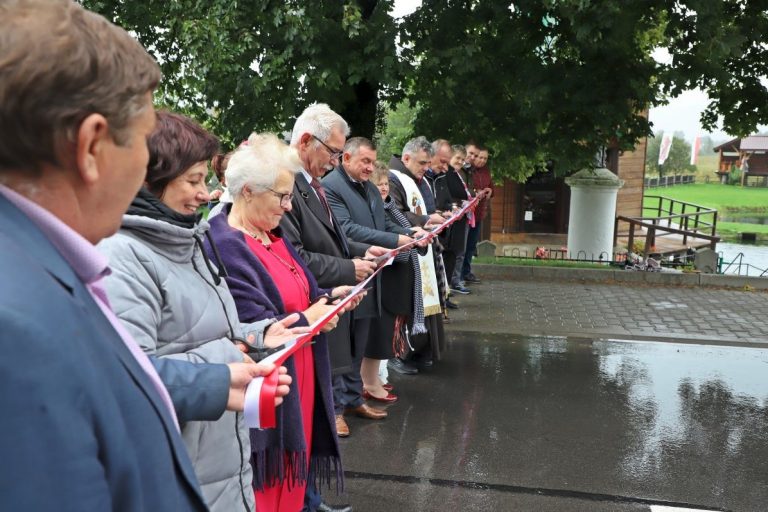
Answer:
[
  {"left": 226, "top": 133, "right": 303, "bottom": 198},
  {"left": 402, "top": 136, "right": 434, "bottom": 158},
  {"left": 289, "top": 103, "right": 350, "bottom": 146}
]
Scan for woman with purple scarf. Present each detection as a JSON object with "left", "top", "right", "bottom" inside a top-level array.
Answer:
[{"left": 205, "top": 133, "right": 359, "bottom": 511}]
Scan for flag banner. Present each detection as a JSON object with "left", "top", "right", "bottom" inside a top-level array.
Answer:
[
  {"left": 658, "top": 133, "right": 673, "bottom": 165},
  {"left": 690, "top": 136, "right": 701, "bottom": 165}
]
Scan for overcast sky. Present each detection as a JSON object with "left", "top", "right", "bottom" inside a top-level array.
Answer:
[{"left": 390, "top": 0, "right": 766, "bottom": 145}]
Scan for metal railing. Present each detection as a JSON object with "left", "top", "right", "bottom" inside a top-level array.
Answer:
[
  {"left": 644, "top": 175, "right": 696, "bottom": 188},
  {"left": 719, "top": 252, "right": 768, "bottom": 277},
  {"left": 496, "top": 247, "right": 690, "bottom": 269},
  {"left": 614, "top": 196, "right": 719, "bottom": 256}
]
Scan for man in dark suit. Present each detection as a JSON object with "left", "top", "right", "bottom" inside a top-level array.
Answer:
[
  {"left": 387, "top": 137, "right": 447, "bottom": 374},
  {"left": 0, "top": 2, "right": 290, "bottom": 510},
  {"left": 280, "top": 105, "right": 389, "bottom": 511},
  {"left": 323, "top": 137, "right": 420, "bottom": 410}
]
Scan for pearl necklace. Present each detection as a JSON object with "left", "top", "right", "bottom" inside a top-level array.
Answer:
[
  {"left": 241, "top": 226, "right": 310, "bottom": 301},
  {"left": 245, "top": 228, "right": 270, "bottom": 246}
]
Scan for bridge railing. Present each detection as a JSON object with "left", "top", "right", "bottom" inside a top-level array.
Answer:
[{"left": 613, "top": 196, "right": 719, "bottom": 255}]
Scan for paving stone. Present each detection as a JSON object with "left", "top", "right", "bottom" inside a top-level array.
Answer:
[{"left": 445, "top": 278, "right": 768, "bottom": 345}]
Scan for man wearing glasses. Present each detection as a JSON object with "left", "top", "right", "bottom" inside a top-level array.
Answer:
[{"left": 280, "top": 103, "right": 389, "bottom": 512}]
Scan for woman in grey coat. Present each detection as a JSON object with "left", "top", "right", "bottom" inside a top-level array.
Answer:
[{"left": 99, "top": 112, "right": 299, "bottom": 512}]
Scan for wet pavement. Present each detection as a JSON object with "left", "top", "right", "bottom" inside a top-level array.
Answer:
[
  {"left": 333, "top": 334, "right": 768, "bottom": 512},
  {"left": 443, "top": 278, "right": 768, "bottom": 346}
]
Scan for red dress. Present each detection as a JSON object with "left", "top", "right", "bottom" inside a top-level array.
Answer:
[{"left": 246, "top": 234, "right": 315, "bottom": 512}]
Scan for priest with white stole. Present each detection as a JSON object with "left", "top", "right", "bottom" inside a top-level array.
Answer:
[{"left": 387, "top": 136, "right": 448, "bottom": 375}]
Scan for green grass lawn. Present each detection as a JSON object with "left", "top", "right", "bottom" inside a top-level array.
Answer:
[
  {"left": 644, "top": 183, "right": 768, "bottom": 211},
  {"left": 643, "top": 183, "right": 768, "bottom": 239}
]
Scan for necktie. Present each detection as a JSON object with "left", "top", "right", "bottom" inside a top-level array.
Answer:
[
  {"left": 353, "top": 181, "right": 367, "bottom": 199},
  {"left": 310, "top": 178, "right": 333, "bottom": 223}
]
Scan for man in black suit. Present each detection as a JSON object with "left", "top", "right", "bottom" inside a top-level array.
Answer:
[{"left": 279, "top": 106, "right": 389, "bottom": 432}]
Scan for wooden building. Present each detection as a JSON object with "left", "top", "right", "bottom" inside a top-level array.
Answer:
[
  {"left": 713, "top": 135, "right": 768, "bottom": 184},
  {"left": 485, "top": 137, "right": 648, "bottom": 244}
]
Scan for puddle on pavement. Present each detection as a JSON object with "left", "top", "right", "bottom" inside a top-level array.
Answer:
[
  {"left": 591, "top": 339, "right": 768, "bottom": 480},
  {"left": 344, "top": 334, "right": 768, "bottom": 511}
]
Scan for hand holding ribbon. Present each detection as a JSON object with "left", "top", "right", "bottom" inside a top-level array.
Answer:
[{"left": 243, "top": 259, "right": 391, "bottom": 429}]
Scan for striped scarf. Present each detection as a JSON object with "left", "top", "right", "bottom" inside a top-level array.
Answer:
[{"left": 383, "top": 199, "right": 426, "bottom": 339}]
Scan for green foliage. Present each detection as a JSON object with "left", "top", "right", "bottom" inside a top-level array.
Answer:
[
  {"left": 81, "top": 0, "right": 406, "bottom": 146},
  {"left": 698, "top": 135, "right": 715, "bottom": 156},
  {"left": 727, "top": 166, "right": 742, "bottom": 185},
  {"left": 401, "top": 1, "right": 663, "bottom": 181},
  {"left": 401, "top": 1, "right": 768, "bottom": 181},
  {"left": 374, "top": 100, "right": 417, "bottom": 162},
  {"left": 80, "top": 0, "right": 768, "bottom": 182},
  {"left": 661, "top": 1, "right": 768, "bottom": 136},
  {"left": 645, "top": 131, "right": 695, "bottom": 176}
]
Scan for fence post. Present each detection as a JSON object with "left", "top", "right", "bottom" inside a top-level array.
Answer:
[{"left": 644, "top": 226, "right": 655, "bottom": 259}]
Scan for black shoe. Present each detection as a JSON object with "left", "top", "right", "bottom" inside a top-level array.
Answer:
[
  {"left": 412, "top": 357, "right": 433, "bottom": 369},
  {"left": 445, "top": 299, "right": 459, "bottom": 310},
  {"left": 317, "top": 502, "right": 352, "bottom": 512},
  {"left": 388, "top": 358, "right": 418, "bottom": 375},
  {"left": 464, "top": 273, "right": 481, "bottom": 283}
]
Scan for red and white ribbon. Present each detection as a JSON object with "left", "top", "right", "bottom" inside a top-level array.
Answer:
[{"left": 245, "top": 193, "right": 486, "bottom": 429}]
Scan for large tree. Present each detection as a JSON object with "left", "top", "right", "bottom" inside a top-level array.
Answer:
[
  {"left": 82, "top": 0, "right": 768, "bottom": 176},
  {"left": 401, "top": 0, "right": 768, "bottom": 180},
  {"left": 82, "top": 0, "right": 405, "bottom": 145}
]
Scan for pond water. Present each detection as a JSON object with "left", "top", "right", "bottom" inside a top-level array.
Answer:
[
  {"left": 720, "top": 214, "right": 768, "bottom": 225},
  {"left": 718, "top": 241, "right": 768, "bottom": 272}
]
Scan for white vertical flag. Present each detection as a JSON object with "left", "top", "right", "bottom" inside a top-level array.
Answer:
[
  {"left": 658, "top": 133, "right": 673, "bottom": 165},
  {"left": 690, "top": 136, "right": 701, "bottom": 165}
]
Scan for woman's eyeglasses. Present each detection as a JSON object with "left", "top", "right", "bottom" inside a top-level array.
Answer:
[{"left": 265, "top": 188, "right": 294, "bottom": 206}]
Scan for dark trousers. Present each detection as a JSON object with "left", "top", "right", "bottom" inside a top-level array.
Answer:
[
  {"left": 462, "top": 220, "right": 482, "bottom": 278},
  {"left": 331, "top": 318, "right": 370, "bottom": 414},
  {"left": 442, "top": 249, "right": 457, "bottom": 288}
]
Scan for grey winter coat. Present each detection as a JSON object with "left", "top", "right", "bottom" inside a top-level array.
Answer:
[{"left": 99, "top": 214, "right": 273, "bottom": 512}]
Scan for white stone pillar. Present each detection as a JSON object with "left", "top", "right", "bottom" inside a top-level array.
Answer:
[{"left": 565, "top": 168, "right": 624, "bottom": 261}]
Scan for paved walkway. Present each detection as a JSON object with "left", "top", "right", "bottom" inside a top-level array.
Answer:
[
  {"left": 445, "top": 276, "right": 768, "bottom": 345},
  {"left": 334, "top": 276, "right": 768, "bottom": 511}
]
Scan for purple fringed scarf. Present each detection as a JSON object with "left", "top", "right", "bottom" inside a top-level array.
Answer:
[{"left": 204, "top": 208, "right": 342, "bottom": 493}]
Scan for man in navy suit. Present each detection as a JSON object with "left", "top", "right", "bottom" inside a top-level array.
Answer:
[{"left": 0, "top": 2, "right": 290, "bottom": 510}]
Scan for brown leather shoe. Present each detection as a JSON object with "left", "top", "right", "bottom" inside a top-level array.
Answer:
[
  {"left": 344, "top": 403, "right": 387, "bottom": 420},
  {"left": 335, "top": 414, "right": 350, "bottom": 437}
]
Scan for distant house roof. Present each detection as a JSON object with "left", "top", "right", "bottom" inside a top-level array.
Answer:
[
  {"left": 740, "top": 135, "right": 768, "bottom": 151},
  {"left": 713, "top": 135, "right": 768, "bottom": 152},
  {"left": 713, "top": 137, "right": 740, "bottom": 152}
]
